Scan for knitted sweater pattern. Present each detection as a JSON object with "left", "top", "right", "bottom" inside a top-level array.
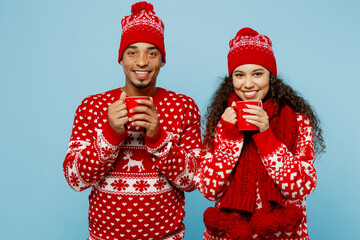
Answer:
[
  {"left": 64, "top": 87, "right": 201, "bottom": 240},
  {"left": 194, "top": 113, "right": 316, "bottom": 240}
]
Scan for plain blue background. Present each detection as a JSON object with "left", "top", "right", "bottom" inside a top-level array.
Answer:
[{"left": 1, "top": 0, "right": 359, "bottom": 239}]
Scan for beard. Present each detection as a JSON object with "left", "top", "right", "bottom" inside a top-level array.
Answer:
[{"left": 129, "top": 79, "right": 153, "bottom": 89}]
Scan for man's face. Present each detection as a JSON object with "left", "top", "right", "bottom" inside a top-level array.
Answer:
[{"left": 120, "top": 42, "right": 165, "bottom": 90}]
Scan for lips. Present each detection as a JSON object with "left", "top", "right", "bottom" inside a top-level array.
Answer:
[
  {"left": 244, "top": 91, "right": 258, "bottom": 98},
  {"left": 133, "top": 70, "right": 151, "bottom": 79}
]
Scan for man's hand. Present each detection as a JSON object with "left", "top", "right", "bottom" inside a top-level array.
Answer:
[
  {"left": 108, "top": 92, "right": 128, "bottom": 133},
  {"left": 128, "top": 97, "right": 159, "bottom": 137}
]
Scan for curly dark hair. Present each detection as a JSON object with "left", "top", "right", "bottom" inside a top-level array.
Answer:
[{"left": 203, "top": 74, "right": 326, "bottom": 157}]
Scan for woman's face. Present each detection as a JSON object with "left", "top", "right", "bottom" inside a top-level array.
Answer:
[{"left": 232, "top": 64, "right": 270, "bottom": 101}]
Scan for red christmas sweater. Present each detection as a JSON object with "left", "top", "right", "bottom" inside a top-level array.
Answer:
[
  {"left": 63, "top": 87, "right": 201, "bottom": 240},
  {"left": 194, "top": 114, "right": 317, "bottom": 240}
]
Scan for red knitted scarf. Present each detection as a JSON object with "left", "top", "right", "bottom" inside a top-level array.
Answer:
[
  {"left": 203, "top": 93, "right": 302, "bottom": 239},
  {"left": 220, "top": 93, "right": 298, "bottom": 212}
]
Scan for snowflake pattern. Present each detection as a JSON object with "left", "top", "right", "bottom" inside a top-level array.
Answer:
[
  {"left": 99, "top": 179, "right": 108, "bottom": 189},
  {"left": 111, "top": 179, "right": 129, "bottom": 191},
  {"left": 178, "top": 176, "right": 190, "bottom": 186},
  {"left": 196, "top": 113, "right": 316, "bottom": 240},
  {"left": 69, "top": 172, "right": 80, "bottom": 187},
  {"left": 63, "top": 88, "right": 201, "bottom": 239},
  {"left": 95, "top": 129, "right": 121, "bottom": 161},
  {"left": 137, "top": 135, "right": 145, "bottom": 145},
  {"left": 154, "top": 179, "right": 167, "bottom": 190},
  {"left": 133, "top": 180, "right": 150, "bottom": 192},
  {"left": 124, "top": 133, "right": 135, "bottom": 145}
]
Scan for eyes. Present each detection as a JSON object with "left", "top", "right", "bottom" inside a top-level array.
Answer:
[
  {"left": 234, "top": 71, "right": 264, "bottom": 78},
  {"left": 149, "top": 51, "right": 158, "bottom": 57},
  {"left": 254, "top": 72, "right": 263, "bottom": 77},
  {"left": 125, "top": 50, "right": 159, "bottom": 57}
]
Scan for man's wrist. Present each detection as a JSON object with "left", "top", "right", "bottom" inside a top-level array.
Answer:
[{"left": 103, "top": 122, "right": 127, "bottom": 145}]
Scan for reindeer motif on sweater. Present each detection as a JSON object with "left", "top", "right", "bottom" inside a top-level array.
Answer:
[
  {"left": 63, "top": 87, "right": 202, "bottom": 240},
  {"left": 122, "top": 150, "right": 144, "bottom": 172}
]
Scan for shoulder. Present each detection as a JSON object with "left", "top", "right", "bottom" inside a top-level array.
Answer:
[
  {"left": 75, "top": 88, "right": 121, "bottom": 123},
  {"left": 295, "top": 113, "right": 312, "bottom": 128},
  {"left": 280, "top": 104, "right": 312, "bottom": 129},
  {"left": 79, "top": 88, "right": 121, "bottom": 108},
  {"left": 155, "top": 88, "right": 200, "bottom": 122},
  {"left": 157, "top": 88, "right": 199, "bottom": 109},
  {"left": 294, "top": 113, "right": 314, "bottom": 147}
]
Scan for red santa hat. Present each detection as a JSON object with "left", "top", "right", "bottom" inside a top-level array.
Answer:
[
  {"left": 227, "top": 27, "right": 277, "bottom": 77},
  {"left": 118, "top": 1, "right": 166, "bottom": 63}
]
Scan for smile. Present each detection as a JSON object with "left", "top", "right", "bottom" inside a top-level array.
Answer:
[
  {"left": 244, "top": 91, "right": 258, "bottom": 98},
  {"left": 133, "top": 70, "right": 151, "bottom": 79}
]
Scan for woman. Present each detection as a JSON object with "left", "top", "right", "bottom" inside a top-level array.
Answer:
[{"left": 194, "top": 27, "right": 325, "bottom": 240}]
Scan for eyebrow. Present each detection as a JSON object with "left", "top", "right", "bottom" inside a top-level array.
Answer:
[
  {"left": 147, "top": 46, "right": 158, "bottom": 50},
  {"left": 126, "top": 45, "right": 159, "bottom": 51},
  {"left": 234, "top": 68, "right": 265, "bottom": 72}
]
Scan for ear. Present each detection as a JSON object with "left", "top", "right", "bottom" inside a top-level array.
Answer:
[
  {"left": 119, "top": 60, "right": 124, "bottom": 66},
  {"left": 161, "top": 61, "right": 165, "bottom": 67}
]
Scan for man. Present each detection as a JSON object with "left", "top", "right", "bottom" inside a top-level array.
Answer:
[{"left": 63, "top": 2, "right": 201, "bottom": 239}]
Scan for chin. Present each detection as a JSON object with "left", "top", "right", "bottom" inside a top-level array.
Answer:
[{"left": 130, "top": 80, "right": 152, "bottom": 89}]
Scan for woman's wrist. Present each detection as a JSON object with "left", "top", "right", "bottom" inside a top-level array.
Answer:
[{"left": 220, "top": 117, "right": 241, "bottom": 139}]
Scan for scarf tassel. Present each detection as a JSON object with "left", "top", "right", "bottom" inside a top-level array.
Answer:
[
  {"left": 204, "top": 203, "right": 303, "bottom": 239},
  {"left": 204, "top": 95, "right": 302, "bottom": 239},
  {"left": 204, "top": 207, "right": 252, "bottom": 240},
  {"left": 251, "top": 203, "right": 304, "bottom": 237}
]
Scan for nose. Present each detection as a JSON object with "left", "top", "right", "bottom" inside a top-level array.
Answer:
[
  {"left": 136, "top": 53, "right": 148, "bottom": 67},
  {"left": 243, "top": 76, "right": 255, "bottom": 89}
]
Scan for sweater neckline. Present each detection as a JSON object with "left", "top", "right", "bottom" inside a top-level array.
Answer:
[{"left": 119, "top": 87, "right": 166, "bottom": 100}]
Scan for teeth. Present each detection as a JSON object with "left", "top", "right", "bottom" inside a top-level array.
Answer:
[
  {"left": 135, "top": 71, "right": 149, "bottom": 74},
  {"left": 244, "top": 91, "right": 257, "bottom": 96}
]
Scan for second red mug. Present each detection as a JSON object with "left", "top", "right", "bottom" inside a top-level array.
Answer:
[{"left": 232, "top": 100, "right": 262, "bottom": 131}]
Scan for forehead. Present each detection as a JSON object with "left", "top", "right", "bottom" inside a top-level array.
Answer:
[
  {"left": 126, "top": 42, "right": 158, "bottom": 49},
  {"left": 234, "top": 64, "right": 268, "bottom": 72}
]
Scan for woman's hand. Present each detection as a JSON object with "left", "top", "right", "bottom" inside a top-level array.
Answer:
[
  {"left": 221, "top": 102, "right": 237, "bottom": 125},
  {"left": 242, "top": 104, "right": 269, "bottom": 132}
]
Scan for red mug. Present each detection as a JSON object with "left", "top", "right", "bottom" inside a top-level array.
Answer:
[
  {"left": 232, "top": 100, "right": 262, "bottom": 131},
  {"left": 125, "top": 96, "right": 151, "bottom": 119}
]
